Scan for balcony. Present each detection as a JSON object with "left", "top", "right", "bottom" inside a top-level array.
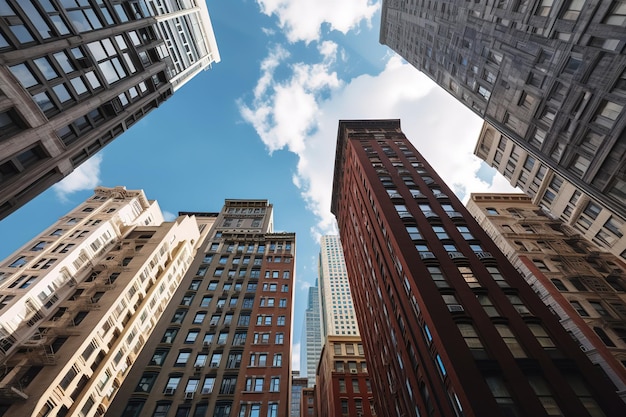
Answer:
[
  {"left": 422, "top": 211, "right": 439, "bottom": 219},
  {"left": 446, "top": 211, "right": 463, "bottom": 219},
  {"left": 475, "top": 251, "right": 494, "bottom": 260},
  {"left": 397, "top": 211, "right": 413, "bottom": 220},
  {"left": 448, "top": 252, "right": 466, "bottom": 260},
  {"left": 419, "top": 252, "right": 436, "bottom": 260}
]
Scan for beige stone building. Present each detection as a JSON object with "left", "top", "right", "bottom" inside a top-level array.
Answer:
[
  {"left": 0, "top": 186, "right": 207, "bottom": 417},
  {"left": 467, "top": 193, "right": 626, "bottom": 400},
  {"left": 475, "top": 123, "right": 626, "bottom": 260}
]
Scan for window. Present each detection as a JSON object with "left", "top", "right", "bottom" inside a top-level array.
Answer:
[
  {"left": 570, "top": 301, "right": 589, "bottom": 316},
  {"left": 161, "top": 329, "right": 178, "bottom": 344},
  {"left": 589, "top": 301, "right": 610, "bottom": 317},
  {"left": 269, "top": 377, "right": 280, "bottom": 392},
  {"left": 528, "top": 324, "right": 555, "bottom": 349},
  {"left": 9, "top": 256, "right": 27, "bottom": 268},
  {"left": 594, "top": 327, "right": 616, "bottom": 347},
  {"left": 339, "top": 379, "right": 346, "bottom": 393},
  {"left": 175, "top": 351, "right": 190, "bottom": 366},
  {"left": 185, "top": 330, "right": 199, "bottom": 344},
  {"left": 526, "top": 376, "right": 562, "bottom": 415},
  {"left": 193, "top": 312, "right": 206, "bottom": 324},
  {"left": 273, "top": 353, "right": 282, "bottom": 367},
  {"left": 171, "top": 310, "right": 186, "bottom": 324},
  {"left": 477, "top": 85, "right": 491, "bottom": 100},
  {"left": 164, "top": 376, "right": 181, "bottom": 394},
  {"left": 458, "top": 266, "right": 480, "bottom": 288},
  {"left": 486, "top": 207, "right": 498, "bottom": 215},
  {"left": 551, "top": 279, "right": 567, "bottom": 291},
  {"left": 210, "top": 353, "right": 222, "bottom": 367},
  {"left": 136, "top": 373, "right": 158, "bottom": 393},
  {"left": 267, "top": 403, "right": 278, "bottom": 417},
  {"left": 194, "top": 354, "right": 208, "bottom": 367},
  {"left": 604, "top": 0, "right": 626, "bottom": 25},
  {"left": 569, "top": 154, "right": 591, "bottom": 177},
  {"left": 496, "top": 324, "right": 526, "bottom": 357},
  {"left": 458, "top": 323, "right": 485, "bottom": 356},
  {"left": 486, "top": 376, "right": 521, "bottom": 415},
  {"left": 201, "top": 377, "right": 215, "bottom": 394},
  {"left": 275, "top": 333, "right": 284, "bottom": 344},
  {"left": 428, "top": 266, "right": 449, "bottom": 288},
  {"left": 487, "top": 266, "right": 509, "bottom": 288},
  {"left": 150, "top": 349, "right": 169, "bottom": 366}
]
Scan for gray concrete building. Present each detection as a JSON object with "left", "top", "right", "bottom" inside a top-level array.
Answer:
[
  {"left": 380, "top": 0, "right": 626, "bottom": 219},
  {"left": 0, "top": 0, "right": 219, "bottom": 219}
]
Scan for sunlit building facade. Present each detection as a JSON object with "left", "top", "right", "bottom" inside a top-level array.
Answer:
[
  {"left": 318, "top": 235, "right": 359, "bottom": 339},
  {"left": 0, "top": 186, "right": 203, "bottom": 417},
  {"left": 467, "top": 192, "right": 626, "bottom": 401},
  {"left": 331, "top": 119, "right": 624, "bottom": 416},
  {"left": 0, "top": 0, "right": 219, "bottom": 219},
  {"left": 475, "top": 123, "right": 626, "bottom": 260},
  {"left": 108, "top": 200, "right": 295, "bottom": 417},
  {"left": 380, "top": 0, "right": 626, "bottom": 220}
]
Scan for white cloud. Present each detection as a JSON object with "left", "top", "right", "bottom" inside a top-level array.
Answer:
[
  {"left": 240, "top": 50, "right": 516, "bottom": 238},
  {"left": 162, "top": 211, "right": 177, "bottom": 221},
  {"left": 53, "top": 154, "right": 103, "bottom": 201},
  {"left": 240, "top": 43, "right": 341, "bottom": 155},
  {"left": 256, "top": 0, "right": 379, "bottom": 43}
]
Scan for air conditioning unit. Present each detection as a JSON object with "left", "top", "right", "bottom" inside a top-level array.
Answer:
[
  {"left": 164, "top": 388, "right": 175, "bottom": 395},
  {"left": 580, "top": 345, "right": 588, "bottom": 352},
  {"left": 203, "top": 341, "right": 210, "bottom": 347},
  {"left": 350, "top": 369, "right": 358, "bottom": 374},
  {"left": 185, "top": 392, "right": 194, "bottom": 400},
  {"left": 447, "top": 304, "right": 464, "bottom": 313},
  {"left": 76, "top": 57, "right": 92, "bottom": 68}
]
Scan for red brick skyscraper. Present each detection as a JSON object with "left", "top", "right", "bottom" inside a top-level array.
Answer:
[{"left": 331, "top": 119, "right": 624, "bottom": 416}]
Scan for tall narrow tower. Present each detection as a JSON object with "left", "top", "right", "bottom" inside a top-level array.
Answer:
[
  {"left": 300, "top": 282, "right": 321, "bottom": 387},
  {"left": 108, "top": 199, "right": 295, "bottom": 417},
  {"left": 318, "top": 235, "right": 359, "bottom": 339},
  {"left": 331, "top": 119, "right": 624, "bottom": 416}
]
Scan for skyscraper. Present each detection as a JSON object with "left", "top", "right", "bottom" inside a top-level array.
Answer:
[
  {"left": 108, "top": 199, "right": 295, "bottom": 417},
  {"left": 0, "top": 0, "right": 220, "bottom": 219},
  {"left": 300, "top": 282, "right": 322, "bottom": 387},
  {"left": 314, "top": 236, "right": 373, "bottom": 417},
  {"left": 331, "top": 119, "right": 624, "bottom": 416},
  {"left": 467, "top": 192, "right": 626, "bottom": 400},
  {"left": 380, "top": 0, "right": 626, "bottom": 219},
  {"left": 318, "top": 235, "right": 359, "bottom": 339},
  {"left": 475, "top": 122, "right": 626, "bottom": 259},
  {"left": 0, "top": 186, "right": 204, "bottom": 417}
]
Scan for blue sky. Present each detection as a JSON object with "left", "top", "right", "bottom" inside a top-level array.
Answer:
[{"left": 0, "top": 0, "right": 515, "bottom": 373}]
